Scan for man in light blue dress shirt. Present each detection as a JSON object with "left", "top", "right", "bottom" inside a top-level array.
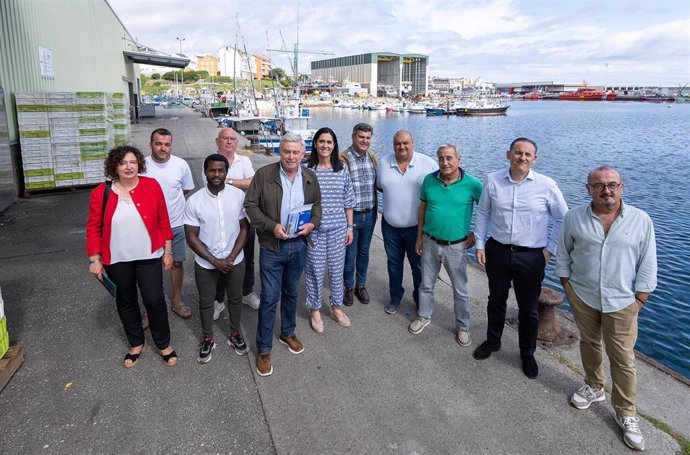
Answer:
[
  {"left": 555, "top": 165, "right": 656, "bottom": 452},
  {"left": 473, "top": 137, "right": 568, "bottom": 379}
]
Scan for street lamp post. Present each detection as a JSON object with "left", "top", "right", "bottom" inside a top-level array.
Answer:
[{"left": 176, "top": 37, "right": 186, "bottom": 98}]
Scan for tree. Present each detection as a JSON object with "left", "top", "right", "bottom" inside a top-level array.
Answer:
[
  {"left": 269, "top": 68, "right": 286, "bottom": 81},
  {"left": 196, "top": 70, "right": 209, "bottom": 79},
  {"left": 151, "top": 73, "right": 161, "bottom": 80}
]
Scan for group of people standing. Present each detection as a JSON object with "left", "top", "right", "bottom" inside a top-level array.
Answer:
[{"left": 86, "top": 122, "right": 656, "bottom": 452}]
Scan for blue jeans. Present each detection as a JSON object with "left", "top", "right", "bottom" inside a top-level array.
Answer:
[
  {"left": 381, "top": 217, "right": 421, "bottom": 304},
  {"left": 256, "top": 239, "right": 307, "bottom": 353},
  {"left": 344, "top": 210, "right": 377, "bottom": 288},
  {"left": 418, "top": 235, "right": 471, "bottom": 329}
]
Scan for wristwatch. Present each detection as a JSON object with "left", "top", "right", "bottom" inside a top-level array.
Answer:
[{"left": 227, "top": 178, "right": 233, "bottom": 186}]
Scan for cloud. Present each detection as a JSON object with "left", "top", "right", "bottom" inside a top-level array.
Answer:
[{"left": 108, "top": 0, "right": 690, "bottom": 86}]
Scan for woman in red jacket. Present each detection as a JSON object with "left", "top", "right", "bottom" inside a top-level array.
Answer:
[{"left": 86, "top": 145, "right": 178, "bottom": 368}]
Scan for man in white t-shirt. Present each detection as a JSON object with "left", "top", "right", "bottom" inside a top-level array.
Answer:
[
  {"left": 376, "top": 130, "right": 438, "bottom": 315},
  {"left": 144, "top": 128, "right": 195, "bottom": 319},
  {"left": 185, "top": 154, "right": 249, "bottom": 363},
  {"left": 205, "top": 128, "right": 260, "bottom": 319}
]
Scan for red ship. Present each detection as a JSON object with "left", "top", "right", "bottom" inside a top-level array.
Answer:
[{"left": 559, "top": 87, "right": 606, "bottom": 101}]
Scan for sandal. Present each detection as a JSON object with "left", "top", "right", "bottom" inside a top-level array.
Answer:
[
  {"left": 123, "top": 343, "right": 146, "bottom": 368},
  {"left": 160, "top": 347, "right": 178, "bottom": 367},
  {"left": 171, "top": 305, "right": 192, "bottom": 319}
]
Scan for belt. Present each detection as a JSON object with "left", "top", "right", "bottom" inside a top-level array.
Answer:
[
  {"left": 425, "top": 232, "right": 468, "bottom": 246},
  {"left": 354, "top": 208, "right": 373, "bottom": 214},
  {"left": 490, "top": 238, "right": 543, "bottom": 252}
]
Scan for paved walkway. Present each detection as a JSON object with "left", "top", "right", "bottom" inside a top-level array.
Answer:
[{"left": 0, "top": 108, "right": 687, "bottom": 454}]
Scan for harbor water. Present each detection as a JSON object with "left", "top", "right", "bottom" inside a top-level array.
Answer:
[{"left": 309, "top": 101, "right": 690, "bottom": 380}]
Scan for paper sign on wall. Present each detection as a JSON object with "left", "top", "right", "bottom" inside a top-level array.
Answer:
[{"left": 38, "top": 46, "right": 54, "bottom": 79}]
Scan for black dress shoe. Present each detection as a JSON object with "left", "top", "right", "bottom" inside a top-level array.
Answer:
[
  {"left": 354, "top": 286, "right": 370, "bottom": 304},
  {"left": 343, "top": 288, "right": 354, "bottom": 306},
  {"left": 521, "top": 354, "right": 539, "bottom": 379},
  {"left": 472, "top": 340, "right": 500, "bottom": 360}
]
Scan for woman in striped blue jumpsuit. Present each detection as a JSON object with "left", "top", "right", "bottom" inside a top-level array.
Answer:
[{"left": 305, "top": 127, "right": 355, "bottom": 333}]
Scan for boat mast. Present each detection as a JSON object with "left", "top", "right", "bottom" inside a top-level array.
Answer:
[{"left": 232, "top": 14, "right": 238, "bottom": 115}]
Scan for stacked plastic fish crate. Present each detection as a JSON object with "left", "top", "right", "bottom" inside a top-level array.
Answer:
[
  {"left": 109, "top": 92, "right": 129, "bottom": 147},
  {"left": 49, "top": 92, "right": 84, "bottom": 187},
  {"left": 15, "top": 93, "right": 55, "bottom": 191},
  {"left": 16, "top": 91, "right": 130, "bottom": 192},
  {"left": 77, "top": 92, "right": 111, "bottom": 185}
]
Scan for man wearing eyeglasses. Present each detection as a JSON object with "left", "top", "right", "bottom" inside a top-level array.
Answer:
[
  {"left": 473, "top": 137, "right": 568, "bottom": 379},
  {"left": 555, "top": 166, "right": 656, "bottom": 452}
]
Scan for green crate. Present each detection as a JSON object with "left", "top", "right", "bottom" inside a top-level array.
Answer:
[
  {"left": 20, "top": 130, "right": 50, "bottom": 138},
  {"left": 55, "top": 172, "right": 85, "bottom": 181},
  {"left": 79, "top": 115, "right": 106, "bottom": 123},
  {"left": 17, "top": 104, "right": 48, "bottom": 112},
  {"left": 77, "top": 104, "right": 108, "bottom": 112},
  {"left": 46, "top": 105, "right": 77, "bottom": 112},
  {"left": 23, "top": 168, "right": 54, "bottom": 177},
  {"left": 76, "top": 92, "right": 105, "bottom": 98},
  {"left": 0, "top": 333, "right": 8, "bottom": 359},
  {"left": 25, "top": 181, "right": 56, "bottom": 190},
  {"left": 79, "top": 128, "right": 107, "bottom": 136}
]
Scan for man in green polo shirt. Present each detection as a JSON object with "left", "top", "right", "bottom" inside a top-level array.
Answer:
[{"left": 409, "top": 144, "right": 483, "bottom": 346}]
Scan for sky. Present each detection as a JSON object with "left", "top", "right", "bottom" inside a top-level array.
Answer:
[{"left": 108, "top": 0, "right": 690, "bottom": 87}]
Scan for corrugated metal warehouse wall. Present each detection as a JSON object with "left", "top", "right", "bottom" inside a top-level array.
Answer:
[{"left": 0, "top": 0, "right": 139, "bottom": 210}]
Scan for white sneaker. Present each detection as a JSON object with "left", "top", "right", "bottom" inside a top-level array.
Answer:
[
  {"left": 242, "top": 292, "right": 260, "bottom": 310},
  {"left": 213, "top": 300, "right": 225, "bottom": 321},
  {"left": 409, "top": 317, "right": 430, "bottom": 334},
  {"left": 456, "top": 329, "right": 471, "bottom": 347},
  {"left": 615, "top": 413, "right": 645, "bottom": 451},
  {"left": 570, "top": 384, "right": 606, "bottom": 410}
]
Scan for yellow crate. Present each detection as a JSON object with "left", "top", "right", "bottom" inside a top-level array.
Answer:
[
  {"left": 0, "top": 335, "right": 8, "bottom": 359},
  {"left": 0, "top": 317, "right": 7, "bottom": 359}
]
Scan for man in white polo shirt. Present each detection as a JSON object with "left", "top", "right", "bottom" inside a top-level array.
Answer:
[
  {"left": 377, "top": 130, "right": 438, "bottom": 315},
  {"left": 185, "top": 154, "right": 249, "bottom": 363},
  {"left": 144, "top": 128, "right": 195, "bottom": 319},
  {"left": 205, "top": 128, "right": 260, "bottom": 319}
]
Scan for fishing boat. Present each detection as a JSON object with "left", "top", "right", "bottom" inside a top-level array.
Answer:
[
  {"left": 407, "top": 103, "right": 428, "bottom": 114},
  {"left": 425, "top": 107, "right": 446, "bottom": 116},
  {"left": 257, "top": 96, "right": 316, "bottom": 154},
  {"left": 455, "top": 99, "right": 509, "bottom": 116},
  {"left": 523, "top": 91, "right": 543, "bottom": 100},
  {"left": 640, "top": 94, "right": 675, "bottom": 102},
  {"left": 559, "top": 87, "right": 606, "bottom": 101}
]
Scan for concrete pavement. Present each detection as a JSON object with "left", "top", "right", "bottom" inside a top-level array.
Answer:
[{"left": 0, "top": 108, "right": 687, "bottom": 454}]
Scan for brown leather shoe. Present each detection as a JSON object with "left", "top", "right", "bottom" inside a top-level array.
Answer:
[
  {"left": 344, "top": 288, "right": 354, "bottom": 306},
  {"left": 354, "top": 286, "right": 370, "bottom": 304},
  {"left": 256, "top": 352, "right": 273, "bottom": 377},
  {"left": 279, "top": 334, "right": 304, "bottom": 354}
]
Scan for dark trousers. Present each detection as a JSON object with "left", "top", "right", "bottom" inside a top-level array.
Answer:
[
  {"left": 484, "top": 238, "right": 545, "bottom": 356},
  {"left": 106, "top": 257, "right": 171, "bottom": 350},
  {"left": 215, "top": 225, "right": 255, "bottom": 301},
  {"left": 195, "top": 261, "right": 245, "bottom": 338}
]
